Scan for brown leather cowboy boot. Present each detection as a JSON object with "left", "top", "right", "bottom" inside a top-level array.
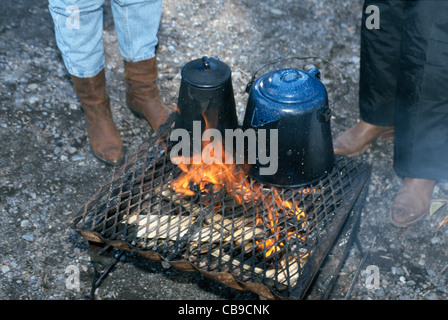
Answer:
[
  {"left": 123, "top": 57, "right": 173, "bottom": 131},
  {"left": 333, "top": 120, "right": 394, "bottom": 156},
  {"left": 390, "top": 178, "right": 436, "bottom": 228},
  {"left": 71, "top": 70, "right": 125, "bottom": 166}
]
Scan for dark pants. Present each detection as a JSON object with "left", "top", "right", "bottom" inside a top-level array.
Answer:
[{"left": 359, "top": 0, "right": 448, "bottom": 181}]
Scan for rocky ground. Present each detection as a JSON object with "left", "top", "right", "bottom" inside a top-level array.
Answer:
[{"left": 0, "top": 0, "right": 447, "bottom": 303}]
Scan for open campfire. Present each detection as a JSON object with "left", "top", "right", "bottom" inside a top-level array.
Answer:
[{"left": 72, "top": 114, "right": 371, "bottom": 299}]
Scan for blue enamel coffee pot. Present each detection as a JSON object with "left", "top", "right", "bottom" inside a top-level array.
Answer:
[{"left": 243, "top": 68, "right": 335, "bottom": 187}]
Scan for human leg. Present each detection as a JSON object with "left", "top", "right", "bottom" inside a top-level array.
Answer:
[
  {"left": 71, "top": 70, "right": 125, "bottom": 165},
  {"left": 49, "top": 0, "right": 124, "bottom": 165},
  {"left": 48, "top": 0, "right": 106, "bottom": 77},
  {"left": 333, "top": 0, "right": 404, "bottom": 156},
  {"left": 391, "top": 0, "right": 448, "bottom": 227},
  {"left": 111, "top": 0, "right": 173, "bottom": 131}
]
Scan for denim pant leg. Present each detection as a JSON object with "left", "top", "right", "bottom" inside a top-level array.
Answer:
[
  {"left": 48, "top": 0, "right": 106, "bottom": 78},
  {"left": 111, "top": 0, "right": 162, "bottom": 62}
]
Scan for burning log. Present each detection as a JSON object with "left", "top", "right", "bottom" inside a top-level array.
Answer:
[
  {"left": 123, "top": 184, "right": 264, "bottom": 246},
  {"left": 208, "top": 247, "right": 301, "bottom": 287},
  {"left": 122, "top": 181, "right": 307, "bottom": 287},
  {"left": 126, "top": 213, "right": 195, "bottom": 240},
  {"left": 123, "top": 182, "right": 307, "bottom": 286}
]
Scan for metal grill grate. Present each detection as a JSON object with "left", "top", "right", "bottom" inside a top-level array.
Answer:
[{"left": 72, "top": 115, "right": 371, "bottom": 299}]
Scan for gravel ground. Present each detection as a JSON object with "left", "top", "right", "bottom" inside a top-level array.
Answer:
[{"left": 1, "top": 0, "right": 447, "bottom": 302}]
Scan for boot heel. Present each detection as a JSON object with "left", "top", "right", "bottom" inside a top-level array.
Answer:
[
  {"left": 379, "top": 129, "right": 395, "bottom": 141},
  {"left": 128, "top": 105, "right": 145, "bottom": 119}
]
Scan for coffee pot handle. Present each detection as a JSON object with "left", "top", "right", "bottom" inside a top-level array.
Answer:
[{"left": 307, "top": 68, "right": 321, "bottom": 80}]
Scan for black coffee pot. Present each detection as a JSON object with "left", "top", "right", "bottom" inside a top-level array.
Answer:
[{"left": 174, "top": 56, "right": 239, "bottom": 138}]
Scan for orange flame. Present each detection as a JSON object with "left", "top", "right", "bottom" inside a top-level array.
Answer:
[{"left": 170, "top": 118, "right": 309, "bottom": 261}]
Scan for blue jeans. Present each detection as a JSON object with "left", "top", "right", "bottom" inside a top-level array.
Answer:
[{"left": 49, "top": 0, "right": 162, "bottom": 78}]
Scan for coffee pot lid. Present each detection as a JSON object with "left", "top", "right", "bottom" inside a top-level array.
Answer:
[
  {"left": 259, "top": 68, "right": 321, "bottom": 104},
  {"left": 181, "top": 56, "right": 231, "bottom": 88}
]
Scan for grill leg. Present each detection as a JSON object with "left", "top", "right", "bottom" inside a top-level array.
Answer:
[
  {"left": 354, "top": 236, "right": 366, "bottom": 257},
  {"left": 344, "top": 236, "right": 374, "bottom": 300},
  {"left": 88, "top": 241, "right": 125, "bottom": 300}
]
